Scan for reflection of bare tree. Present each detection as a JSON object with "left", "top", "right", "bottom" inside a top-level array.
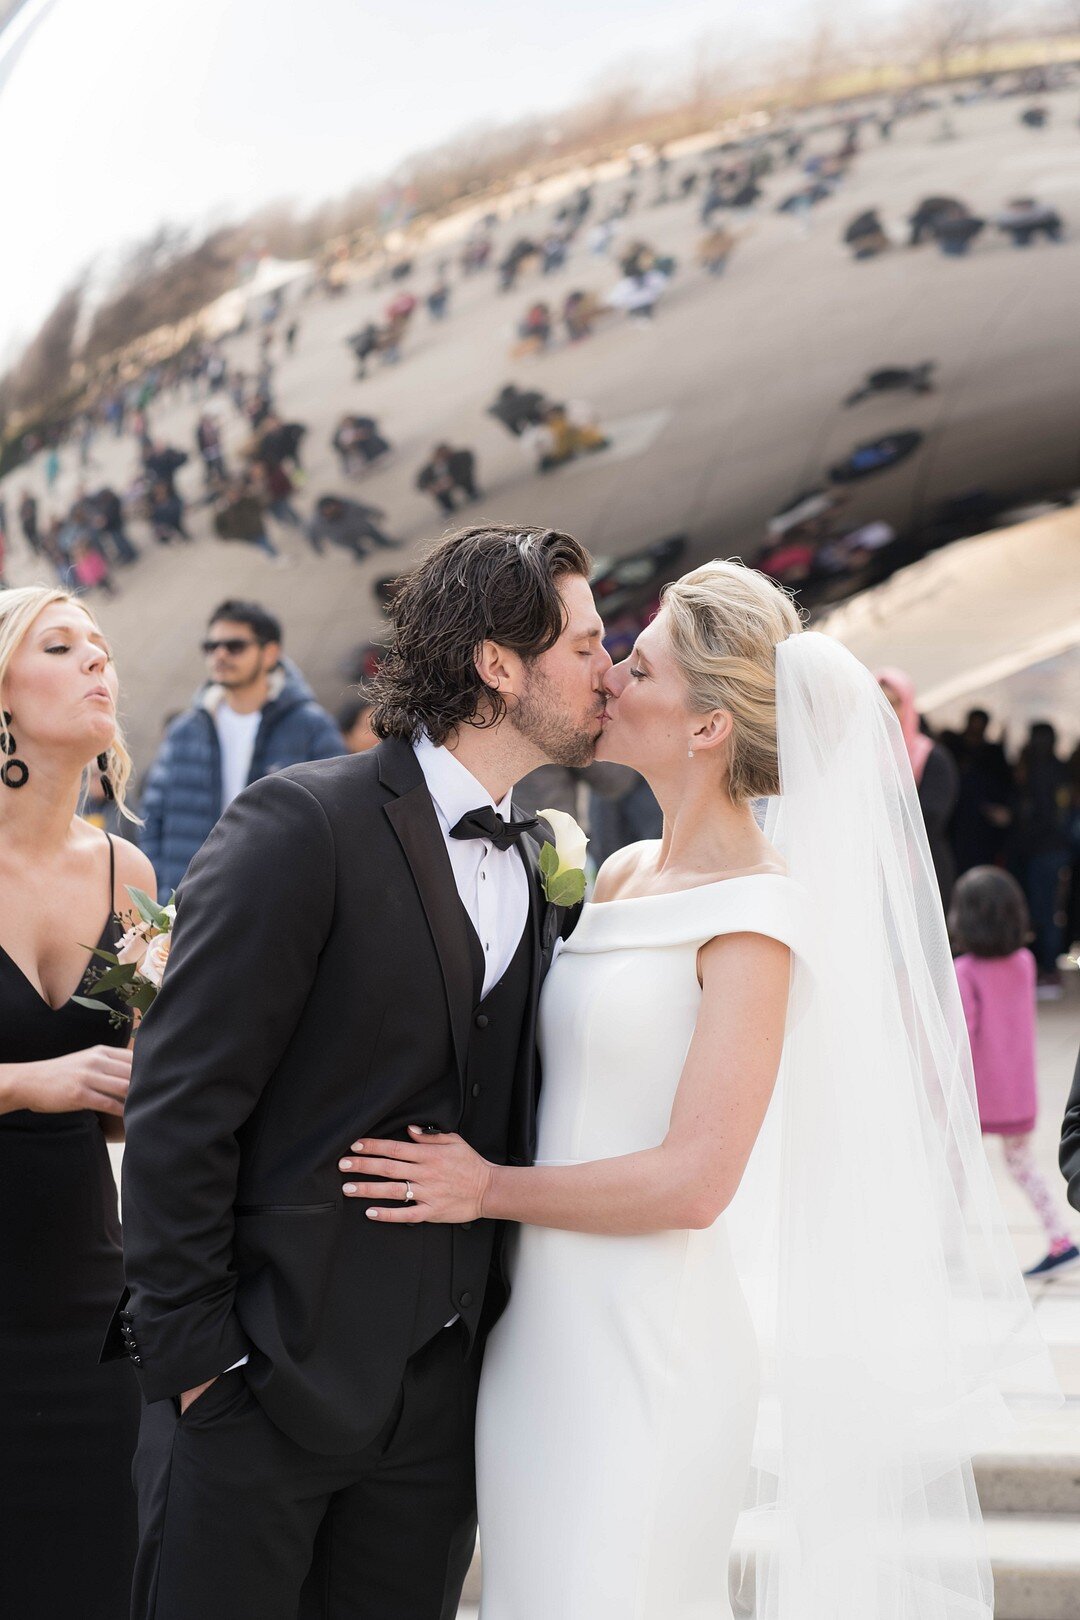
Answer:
[
  {"left": 0, "top": 279, "right": 84, "bottom": 416},
  {"left": 902, "top": 0, "right": 1005, "bottom": 77},
  {"left": 680, "top": 34, "right": 737, "bottom": 122}
]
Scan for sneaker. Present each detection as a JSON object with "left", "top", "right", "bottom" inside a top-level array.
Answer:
[{"left": 1024, "top": 1244, "right": 1080, "bottom": 1279}]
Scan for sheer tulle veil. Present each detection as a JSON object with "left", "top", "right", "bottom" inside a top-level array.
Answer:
[{"left": 725, "top": 630, "right": 1061, "bottom": 1620}]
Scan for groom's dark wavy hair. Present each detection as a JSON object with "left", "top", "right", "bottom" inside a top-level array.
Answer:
[{"left": 370, "top": 524, "right": 591, "bottom": 745}]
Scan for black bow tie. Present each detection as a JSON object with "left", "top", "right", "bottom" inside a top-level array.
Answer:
[{"left": 449, "top": 806, "right": 539, "bottom": 852}]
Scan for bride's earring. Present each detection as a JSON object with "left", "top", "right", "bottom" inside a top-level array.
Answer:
[
  {"left": 687, "top": 746, "right": 694, "bottom": 759},
  {"left": 96, "top": 752, "right": 116, "bottom": 802},
  {"left": 0, "top": 713, "right": 29, "bottom": 789}
]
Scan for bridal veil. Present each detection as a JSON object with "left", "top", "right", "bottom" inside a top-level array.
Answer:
[{"left": 727, "top": 631, "right": 1061, "bottom": 1620}]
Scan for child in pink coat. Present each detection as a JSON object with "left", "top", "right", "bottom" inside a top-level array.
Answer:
[{"left": 951, "top": 866, "right": 1078, "bottom": 1278}]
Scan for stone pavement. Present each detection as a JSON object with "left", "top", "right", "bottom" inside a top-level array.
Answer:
[
  {"left": 5, "top": 87, "right": 1080, "bottom": 771},
  {"left": 968, "top": 974, "right": 1080, "bottom": 1620}
]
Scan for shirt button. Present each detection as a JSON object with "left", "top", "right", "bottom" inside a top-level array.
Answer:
[
  {"left": 485, "top": 942, "right": 490, "bottom": 952},
  {"left": 458, "top": 1291, "right": 473, "bottom": 1309},
  {"left": 480, "top": 871, "right": 487, "bottom": 881},
  {"left": 461, "top": 1222, "right": 474, "bottom": 1231},
  {"left": 471, "top": 1083, "right": 482, "bottom": 1099},
  {"left": 475, "top": 1014, "right": 489, "bottom": 1029}
]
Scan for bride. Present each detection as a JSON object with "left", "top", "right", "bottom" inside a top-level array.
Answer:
[{"left": 343, "top": 560, "right": 1058, "bottom": 1619}]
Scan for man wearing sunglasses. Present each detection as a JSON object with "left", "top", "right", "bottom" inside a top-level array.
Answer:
[{"left": 139, "top": 599, "right": 345, "bottom": 896}]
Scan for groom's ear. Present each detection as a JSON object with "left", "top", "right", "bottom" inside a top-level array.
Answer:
[{"left": 474, "top": 638, "right": 519, "bottom": 696}]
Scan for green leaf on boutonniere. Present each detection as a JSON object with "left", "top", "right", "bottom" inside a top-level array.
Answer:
[
  {"left": 544, "top": 867, "right": 587, "bottom": 907},
  {"left": 538, "top": 830, "right": 586, "bottom": 905},
  {"left": 127, "top": 887, "right": 172, "bottom": 929}
]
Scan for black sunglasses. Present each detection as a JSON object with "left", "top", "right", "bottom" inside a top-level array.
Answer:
[{"left": 201, "top": 637, "right": 261, "bottom": 656}]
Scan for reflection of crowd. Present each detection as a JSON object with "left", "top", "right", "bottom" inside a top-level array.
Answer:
[
  {"left": 3, "top": 66, "right": 1075, "bottom": 638},
  {"left": 844, "top": 192, "right": 1066, "bottom": 260}
]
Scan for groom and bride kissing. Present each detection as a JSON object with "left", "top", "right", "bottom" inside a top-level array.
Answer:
[{"left": 114, "top": 523, "right": 1057, "bottom": 1620}]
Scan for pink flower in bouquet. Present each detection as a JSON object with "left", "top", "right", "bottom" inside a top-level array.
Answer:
[
  {"left": 140, "top": 934, "right": 171, "bottom": 988},
  {"left": 116, "top": 919, "right": 152, "bottom": 967}
]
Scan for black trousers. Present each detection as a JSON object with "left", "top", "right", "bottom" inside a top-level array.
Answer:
[{"left": 131, "top": 1325, "right": 480, "bottom": 1620}]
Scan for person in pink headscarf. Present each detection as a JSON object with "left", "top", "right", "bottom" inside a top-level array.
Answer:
[{"left": 877, "top": 666, "right": 959, "bottom": 906}]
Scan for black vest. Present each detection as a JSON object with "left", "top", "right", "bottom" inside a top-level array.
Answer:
[{"left": 409, "top": 910, "right": 534, "bottom": 1352}]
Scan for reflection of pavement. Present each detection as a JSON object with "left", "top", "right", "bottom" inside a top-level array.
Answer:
[{"left": 7, "top": 87, "right": 1080, "bottom": 767}]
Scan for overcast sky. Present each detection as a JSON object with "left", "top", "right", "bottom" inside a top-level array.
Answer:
[{"left": 0, "top": 0, "right": 885, "bottom": 358}]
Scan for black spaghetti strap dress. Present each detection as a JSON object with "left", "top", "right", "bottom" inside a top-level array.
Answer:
[{"left": 0, "top": 833, "right": 140, "bottom": 1619}]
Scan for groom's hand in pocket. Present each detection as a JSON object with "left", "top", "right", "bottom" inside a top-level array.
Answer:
[
  {"left": 179, "top": 1376, "right": 218, "bottom": 1415},
  {"left": 339, "top": 1129, "right": 494, "bottom": 1224}
]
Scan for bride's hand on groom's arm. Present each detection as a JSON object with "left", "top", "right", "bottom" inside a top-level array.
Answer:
[{"left": 339, "top": 1129, "right": 495, "bottom": 1223}]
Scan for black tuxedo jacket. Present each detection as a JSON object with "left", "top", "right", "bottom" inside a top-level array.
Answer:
[{"left": 110, "top": 740, "right": 576, "bottom": 1452}]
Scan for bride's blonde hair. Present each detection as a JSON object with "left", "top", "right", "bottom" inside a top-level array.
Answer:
[
  {"left": 661, "top": 560, "right": 802, "bottom": 804},
  {"left": 0, "top": 585, "right": 139, "bottom": 823}
]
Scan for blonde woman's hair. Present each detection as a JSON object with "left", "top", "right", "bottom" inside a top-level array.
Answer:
[
  {"left": 0, "top": 586, "right": 140, "bottom": 823},
  {"left": 661, "top": 559, "right": 803, "bottom": 804}
]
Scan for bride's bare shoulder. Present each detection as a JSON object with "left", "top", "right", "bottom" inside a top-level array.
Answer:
[{"left": 591, "top": 841, "right": 658, "bottom": 904}]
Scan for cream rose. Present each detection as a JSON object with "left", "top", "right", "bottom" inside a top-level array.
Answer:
[
  {"left": 116, "top": 920, "right": 151, "bottom": 967},
  {"left": 140, "top": 933, "right": 172, "bottom": 988},
  {"left": 538, "top": 807, "right": 588, "bottom": 874}
]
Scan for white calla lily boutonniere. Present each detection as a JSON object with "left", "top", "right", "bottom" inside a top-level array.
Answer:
[{"left": 537, "top": 808, "right": 589, "bottom": 906}]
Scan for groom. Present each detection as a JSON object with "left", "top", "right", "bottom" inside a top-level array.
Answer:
[{"left": 111, "top": 524, "right": 610, "bottom": 1619}]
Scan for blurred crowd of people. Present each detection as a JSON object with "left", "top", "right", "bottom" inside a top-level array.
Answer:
[
  {"left": 844, "top": 192, "right": 1064, "bottom": 262},
  {"left": 880, "top": 688, "right": 1080, "bottom": 1000}
]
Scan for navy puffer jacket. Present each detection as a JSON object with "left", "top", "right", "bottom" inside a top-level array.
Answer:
[{"left": 138, "top": 659, "right": 346, "bottom": 895}]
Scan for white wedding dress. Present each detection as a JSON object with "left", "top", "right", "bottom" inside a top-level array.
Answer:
[{"left": 475, "top": 874, "right": 808, "bottom": 1620}]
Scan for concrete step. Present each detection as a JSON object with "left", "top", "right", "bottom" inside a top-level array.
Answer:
[
  {"left": 974, "top": 1414, "right": 1080, "bottom": 1513},
  {"left": 458, "top": 1511, "right": 1080, "bottom": 1619},
  {"left": 986, "top": 1511, "right": 1080, "bottom": 1620}
]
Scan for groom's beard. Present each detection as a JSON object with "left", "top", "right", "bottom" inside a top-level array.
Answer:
[{"left": 512, "top": 667, "right": 603, "bottom": 768}]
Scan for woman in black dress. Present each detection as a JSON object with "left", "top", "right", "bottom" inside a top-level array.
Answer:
[{"left": 0, "top": 586, "right": 158, "bottom": 1619}]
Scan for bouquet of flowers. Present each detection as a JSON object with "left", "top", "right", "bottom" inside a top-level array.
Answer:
[{"left": 73, "top": 886, "right": 176, "bottom": 1029}]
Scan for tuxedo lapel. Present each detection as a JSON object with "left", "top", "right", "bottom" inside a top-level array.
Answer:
[
  {"left": 380, "top": 741, "right": 473, "bottom": 1089},
  {"left": 518, "top": 833, "right": 545, "bottom": 989}
]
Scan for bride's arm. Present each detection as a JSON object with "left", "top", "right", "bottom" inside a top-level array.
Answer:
[{"left": 341, "top": 931, "right": 790, "bottom": 1235}]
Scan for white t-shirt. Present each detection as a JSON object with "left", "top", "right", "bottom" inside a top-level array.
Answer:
[{"left": 215, "top": 705, "right": 262, "bottom": 811}]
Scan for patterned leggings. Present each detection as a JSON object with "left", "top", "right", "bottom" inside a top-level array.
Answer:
[{"left": 1000, "top": 1134, "right": 1073, "bottom": 1251}]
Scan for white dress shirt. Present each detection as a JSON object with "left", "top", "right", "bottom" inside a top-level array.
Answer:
[{"left": 413, "top": 736, "right": 530, "bottom": 996}]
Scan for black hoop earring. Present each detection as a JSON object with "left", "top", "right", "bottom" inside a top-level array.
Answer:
[
  {"left": 97, "top": 752, "right": 115, "bottom": 802},
  {"left": 1, "top": 714, "right": 28, "bottom": 787},
  {"left": 1, "top": 759, "right": 29, "bottom": 789}
]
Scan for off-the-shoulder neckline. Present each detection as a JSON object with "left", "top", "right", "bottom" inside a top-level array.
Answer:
[{"left": 589, "top": 869, "right": 790, "bottom": 909}]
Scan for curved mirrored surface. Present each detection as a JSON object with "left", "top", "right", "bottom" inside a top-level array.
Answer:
[{"left": 1, "top": 1, "right": 1078, "bottom": 765}]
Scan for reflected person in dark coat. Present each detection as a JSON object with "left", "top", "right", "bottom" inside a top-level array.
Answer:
[{"left": 877, "top": 668, "right": 959, "bottom": 908}]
